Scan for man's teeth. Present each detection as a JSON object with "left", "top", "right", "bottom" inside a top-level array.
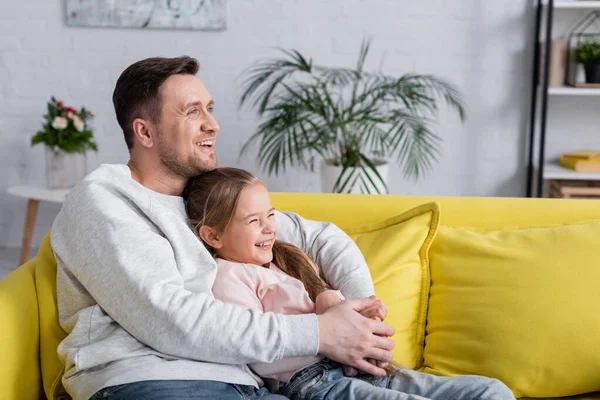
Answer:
[{"left": 196, "top": 140, "right": 213, "bottom": 146}]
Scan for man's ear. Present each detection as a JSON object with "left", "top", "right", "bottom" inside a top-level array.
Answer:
[
  {"left": 132, "top": 118, "right": 154, "bottom": 149},
  {"left": 199, "top": 226, "right": 223, "bottom": 249}
]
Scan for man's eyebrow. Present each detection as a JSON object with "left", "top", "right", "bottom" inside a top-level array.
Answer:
[{"left": 185, "top": 99, "right": 214, "bottom": 108}]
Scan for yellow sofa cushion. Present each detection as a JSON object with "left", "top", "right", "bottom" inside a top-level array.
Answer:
[
  {"left": 34, "top": 232, "right": 69, "bottom": 400},
  {"left": 423, "top": 221, "right": 600, "bottom": 398},
  {"left": 344, "top": 202, "right": 440, "bottom": 369}
]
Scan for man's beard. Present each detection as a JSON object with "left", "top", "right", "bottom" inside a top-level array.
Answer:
[{"left": 156, "top": 131, "right": 218, "bottom": 178}]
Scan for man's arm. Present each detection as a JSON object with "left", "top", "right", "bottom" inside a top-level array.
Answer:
[
  {"left": 52, "top": 182, "right": 318, "bottom": 366},
  {"left": 275, "top": 211, "right": 374, "bottom": 299}
]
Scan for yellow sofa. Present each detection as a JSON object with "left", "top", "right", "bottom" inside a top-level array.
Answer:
[{"left": 1, "top": 193, "right": 600, "bottom": 400}]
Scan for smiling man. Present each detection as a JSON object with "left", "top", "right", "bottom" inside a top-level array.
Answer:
[{"left": 50, "top": 56, "right": 395, "bottom": 400}]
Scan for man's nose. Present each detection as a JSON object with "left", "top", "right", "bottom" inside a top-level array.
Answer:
[{"left": 202, "top": 112, "right": 220, "bottom": 134}]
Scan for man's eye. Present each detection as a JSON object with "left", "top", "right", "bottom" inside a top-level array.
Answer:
[
  {"left": 207, "top": 105, "right": 214, "bottom": 113},
  {"left": 188, "top": 108, "right": 199, "bottom": 115}
]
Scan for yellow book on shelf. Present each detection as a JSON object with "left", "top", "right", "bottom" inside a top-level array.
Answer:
[{"left": 559, "top": 151, "right": 600, "bottom": 172}]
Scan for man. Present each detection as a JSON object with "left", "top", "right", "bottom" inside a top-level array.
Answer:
[{"left": 51, "top": 56, "right": 394, "bottom": 400}]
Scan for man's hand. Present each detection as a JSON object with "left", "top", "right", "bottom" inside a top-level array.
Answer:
[
  {"left": 343, "top": 297, "right": 390, "bottom": 376},
  {"left": 316, "top": 296, "right": 394, "bottom": 376},
  {"left": 361, "top": 298, "right": 389, "bottom": 371}
]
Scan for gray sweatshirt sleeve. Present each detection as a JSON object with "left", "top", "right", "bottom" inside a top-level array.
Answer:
[
  {"left": 51, "top": 182, "right": 319, "bottom": 365},
  {"left": 275, "top": 211, "right": 375, "bottom": 299}
]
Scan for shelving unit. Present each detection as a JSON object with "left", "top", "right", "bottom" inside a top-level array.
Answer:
[
  {"left": 543, "top": 162, "right": 600, "bottom": 179},
  {"left": 548, "top": 86, "right": 600, "bottom": 95},
  {"left": 527, "top": 0, "right": 600, "bottom": 197},
  {"left": 553, "top": 1, "right": 600, "bottom": 9}
]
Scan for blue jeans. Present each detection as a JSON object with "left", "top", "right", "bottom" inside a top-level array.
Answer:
[
  {"left": 280, "top": 359, "right": 515, "bottom": 400},
  {"left": 89, "top": 380, "right": 288, "bottom": 400}
]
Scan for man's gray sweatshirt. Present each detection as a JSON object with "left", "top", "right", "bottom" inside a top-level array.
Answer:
[{"left": 51, "top": 164, "right": 374, "bottom": 400}]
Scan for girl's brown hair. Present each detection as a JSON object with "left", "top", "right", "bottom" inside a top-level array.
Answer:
[{"left": 182, "top": 167, "right": 327, "bottom": 301}]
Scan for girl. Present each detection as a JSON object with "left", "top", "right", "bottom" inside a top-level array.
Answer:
[{"left": 182, "top": 167, "right": 515, "bottom": 400}]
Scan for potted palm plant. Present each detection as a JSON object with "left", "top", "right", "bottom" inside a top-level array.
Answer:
[
  {"left": 239, "top": 40, "right": 467, "bottom": 194},
  {"left": 573, "top": 39, "right": 600, "bottom": 84}
]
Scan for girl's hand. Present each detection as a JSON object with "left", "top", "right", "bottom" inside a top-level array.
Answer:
[
  {"left": 343, "top": 365, "right": 359, "bottom": 376},
  {"left": 359, "top": 298, "right": 387, "bottom": 321},
  {"left": 315, "top": 290, "right": 343, "bottom": 314}
]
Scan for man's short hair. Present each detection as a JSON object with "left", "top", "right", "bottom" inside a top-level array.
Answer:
[{"left": 112, "top": 56, "right": 199, "bottom": 150}]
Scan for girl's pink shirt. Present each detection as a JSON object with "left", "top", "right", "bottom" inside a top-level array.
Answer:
[{"left": 212, "top": 257, "right": 343, "bottom": 382}]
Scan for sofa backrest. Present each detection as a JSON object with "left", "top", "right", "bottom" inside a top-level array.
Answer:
[{"left": 269, "top": 193, "right": 600, "bottom": 229}]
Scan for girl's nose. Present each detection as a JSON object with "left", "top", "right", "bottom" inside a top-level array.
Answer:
[{"left": 263, "top": 220, "right": 276, "bottom": 234}]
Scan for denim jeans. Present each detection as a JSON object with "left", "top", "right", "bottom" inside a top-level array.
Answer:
[
  {"left": 89, "top": 380, "right": 289, "bottom": 400},
  {"left": 280, "top": 359, "right": 515, "bottom": 400}
]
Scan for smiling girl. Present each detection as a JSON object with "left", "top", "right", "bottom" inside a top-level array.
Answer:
[{"left": 182, "top": 168, "right": 515, "bottom": 400}]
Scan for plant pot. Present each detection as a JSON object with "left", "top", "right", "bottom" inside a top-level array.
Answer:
[
  {"left": 321, "top": 160, "right": 389, "bottom": 194},
  {"left": 45, "top": 147, "right": 87, "bottom": 189},
  {"left": 584, "top": 63, "right": 600, "bottom": 84}
]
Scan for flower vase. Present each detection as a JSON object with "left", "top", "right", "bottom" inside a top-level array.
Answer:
[{"left": 45, "top": 147, "right": 87, "bottom": 189}]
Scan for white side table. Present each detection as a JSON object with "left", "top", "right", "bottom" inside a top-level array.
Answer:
[{"left": 7, "top": 186, "right": 69, "bottom": 265}]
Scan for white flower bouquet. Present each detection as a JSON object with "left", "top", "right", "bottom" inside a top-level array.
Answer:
[{"left": 31, "top": 97, "right": 98, "bottom": 153}]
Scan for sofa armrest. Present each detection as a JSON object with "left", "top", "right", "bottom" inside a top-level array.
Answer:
[{"left": 0, "top": 260, "right": 44, "bottom": 399}]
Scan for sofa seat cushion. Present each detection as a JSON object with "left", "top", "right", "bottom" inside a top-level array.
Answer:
[
  {"left": 344, "top": 202, "right": 440, "bottom": 369},
  {"left": 424, "top": 221, "right": 600, "bottom": 398}
]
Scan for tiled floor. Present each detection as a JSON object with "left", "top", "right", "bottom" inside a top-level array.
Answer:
[{"left": 0, "top": 247, "right": 35, "bottom": 279}]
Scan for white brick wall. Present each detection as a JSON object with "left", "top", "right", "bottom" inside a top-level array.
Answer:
[{"left": 0, "top": 0, "right": 556, "bottom": 248}]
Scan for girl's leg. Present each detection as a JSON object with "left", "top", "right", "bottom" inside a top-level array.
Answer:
[
  {"left": 380, "top": 369, "right": 515, "bottom": 400},
  {"left": 282, "top": 360, "right": 428, "bottom": 400},
  {"left": 312, "top": 376, "right": 431, "bottom": 400}
]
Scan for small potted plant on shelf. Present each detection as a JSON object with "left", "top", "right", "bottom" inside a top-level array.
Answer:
[
  {"left": 31, "top": 97, "right": 98, "bottom": 189},
  {"left": 238, "top": 39, "right": 467, "bottom": 194},
  {"left": 573, "top": 39, "right": 600, "bottom": 84}
]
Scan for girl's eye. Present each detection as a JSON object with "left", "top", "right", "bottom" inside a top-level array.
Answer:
[
  {"left": 249, "top": 219, "right": 258, "bottom": 224},
  {"left": 268, "top": 213, "right": 275, "bottom": 218}
]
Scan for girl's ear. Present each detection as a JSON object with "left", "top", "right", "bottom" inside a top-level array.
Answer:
[{"left": 199, "top": 225, "right": 223, "bottom": 249}]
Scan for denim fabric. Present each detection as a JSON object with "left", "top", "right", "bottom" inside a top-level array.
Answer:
[
  {"left": 280, "top": 359, "right": 515, "bottom": 400},
  {"left": 88, "top": 380, "right": 289, "bottom": 400}
]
